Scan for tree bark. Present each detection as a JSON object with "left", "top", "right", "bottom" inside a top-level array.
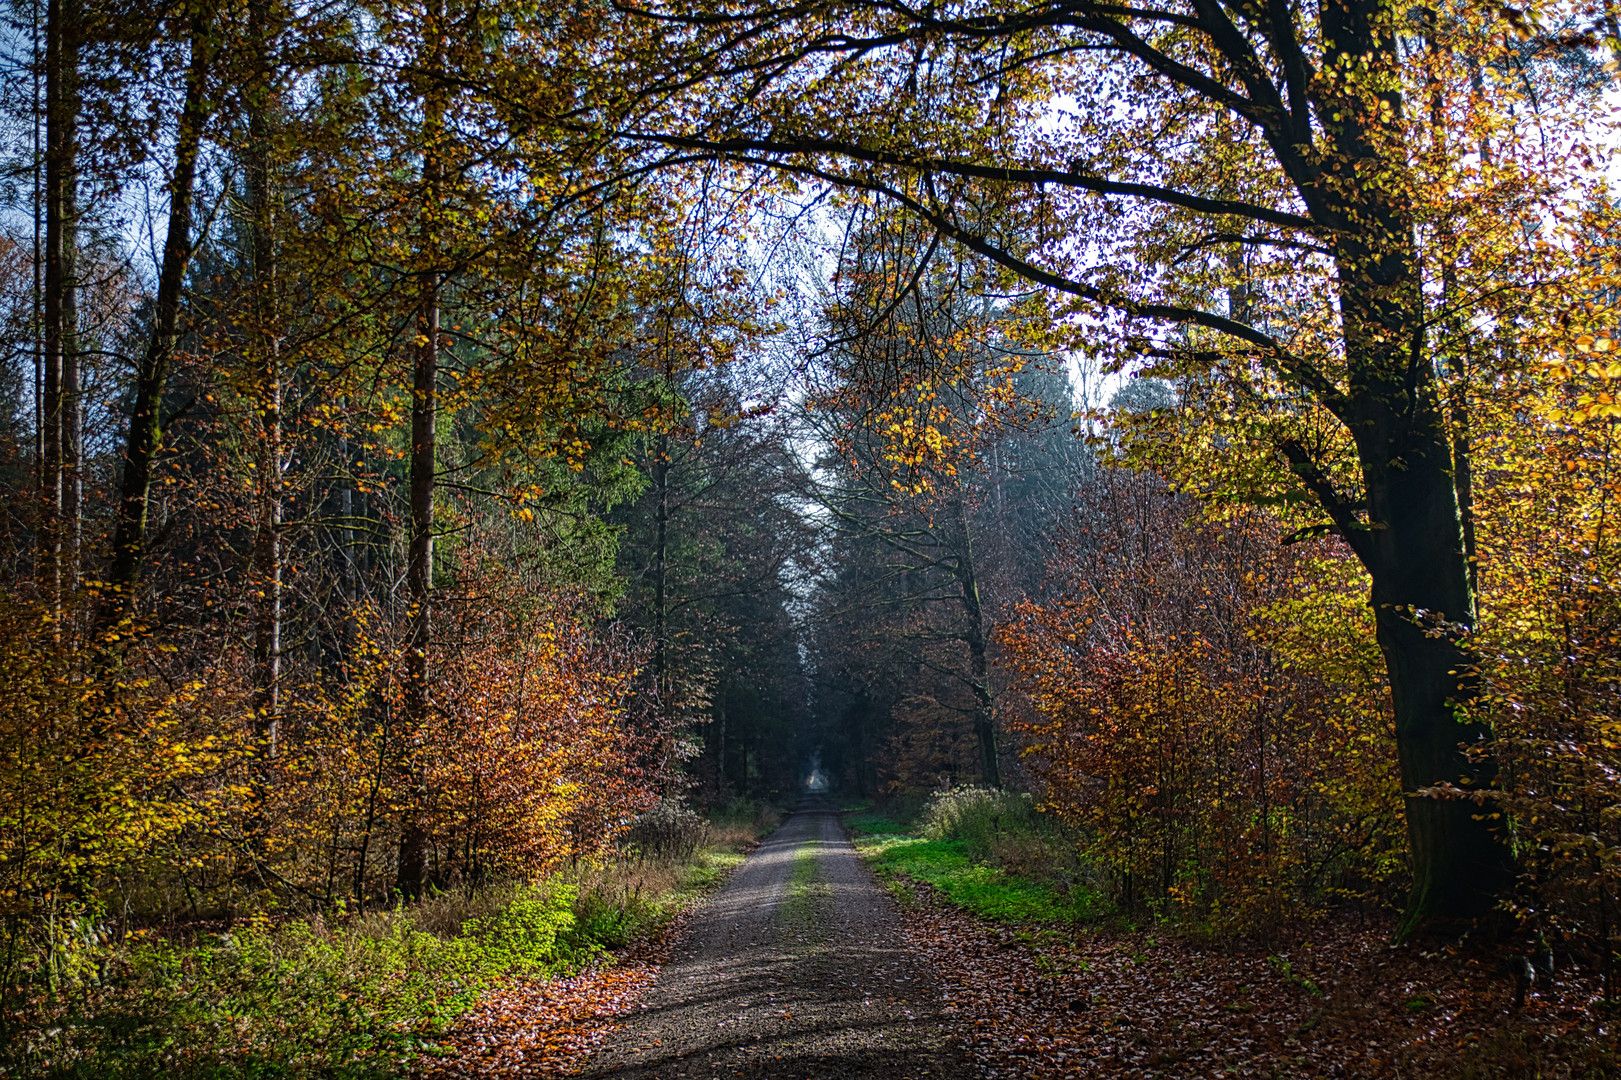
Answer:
[
  {"left": 40, "top": 0, "right": 77, "bottom": 615},
  {"left": 952, "top": 492, "right": 999, "bottom": 788},
  {"left": 1313, "top": 0, "right": 1515, "bottom": 932},
  {"left": 396, "top": 2, "right": 446, "bottom": 897},
  {"left": 396, "top": 281, "right": 438, "bottom": 899},
  {"left": 653, "top": 431, "right": 669, "bottom": 704}
]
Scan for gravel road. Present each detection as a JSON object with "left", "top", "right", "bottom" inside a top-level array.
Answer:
[{"left": 583, "top": 799, "right": 962, "bottom": 1080}]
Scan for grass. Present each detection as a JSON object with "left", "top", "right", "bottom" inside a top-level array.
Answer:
[
  {"left": 841, "top": 809, "right": 909, "bottom": 837},
  {"left": 846, "top": 788, "right": 1108, "bottom": 927},
  {"left": 4, "top": 815, "right": 770, "bottom": 1080},
  {"left": 854, "top": 833, "right": 1107, "bottom": 924},
  {"left": 9, "top": 881, "right": 589, "bottom": 1080},
  {"left": 779, "top": 843, "right": 833, "bottom": 939}
]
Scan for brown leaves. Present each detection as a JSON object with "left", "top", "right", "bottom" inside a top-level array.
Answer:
[
  {"left": 423, "top": 888, "right": 694, "bottom": 1079},
  {"left": 422, "top": 963, "right": 660, "bottom": 1079},
  {"left": 894, "top": 882, "right": 1614, "bottom": 1076},
  {"left": 896, "top": 884, "right": 1618, "bottom": 1079}
]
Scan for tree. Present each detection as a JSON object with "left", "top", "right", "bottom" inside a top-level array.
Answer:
[
  {"left": 798, "top": 213, "right": 1085, "bottom": 790},
  {"left": 613, "top": 363, "right": 812, "bottom": 800},
  {"left": 599, "top": 0, "right": 1614, "bottom": 929},
  {"left": 103, "top": 1, "right": 213, "bottom": 623},
  {"left": 40, "top": 0, "right": 80, "bottom": 616}
]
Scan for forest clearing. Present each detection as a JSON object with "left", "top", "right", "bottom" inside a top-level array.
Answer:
[{"left": 2, "top": 0, "right": 1621, "bottom": 1074}]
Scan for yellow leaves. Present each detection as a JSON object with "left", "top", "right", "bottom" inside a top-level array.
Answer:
[
  {"left": 1575, "top": 393, "right": 1621, "bottom": 419},
  {"left": 1574, "top": 332, "right": 1619, "bottom": 356}
]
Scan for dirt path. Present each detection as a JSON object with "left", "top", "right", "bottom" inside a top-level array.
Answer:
[{"left": 583, "top": 799, "right": 961, "bottom": 1080}]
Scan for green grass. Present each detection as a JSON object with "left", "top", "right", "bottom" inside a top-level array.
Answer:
[
  {"left": 11, "top": 882, "right": 588, "bottom": 1080},
  {"left": 841, "top": 810, "right": 909, "bottom": 836},
  {"left": 779, "top": 843, "right": 833, "bottom": 937},
  {"left": 8, "top": 841, "right": 756, "bottom": 1080},
  {"left": 854, "top": 833, "right": 1107, "bottom": 925}
]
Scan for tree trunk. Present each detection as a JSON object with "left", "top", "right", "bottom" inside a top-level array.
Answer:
[
  {"left": 713, "top": 688, "right": 726, "bottom": 794},
  {"left": 247, "top": 0, "right": 282, "bottom": 757},
  {"left": 396, "top": 280, "right": 438, "bottom": 899},
  {"left": 40, "top": 0, "right": 77, "bottom": 616},
  {"left": 104, "top": 20, "right": 209, "bottom": 622},
  {"left": 1304, "top": 0, "right": 1516, "bottom": 936},
  {"left": 952, "top": 493, "right": 999, "bottom": 788},
  {"left": 1349, "top": 371, "right": 1512, "bottom": 930},
  {"left": 1339, "top": 275, "right": 1514, "bottom": 939},
  {"left": 653, "top": 431, "right": 669, "bottom": 704},
  {"left": 396, "top": 0, "right": 445, "bottom": 892}
]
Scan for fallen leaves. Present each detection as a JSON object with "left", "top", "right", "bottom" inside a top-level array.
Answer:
[
  {"left": 890, "top": 878, "right": 1620, "bottom": 1079},
  {"left": 421, "top": 892, "right": 693, "bottom": 1078},
  {"left": 420, "top": 962, "right": 659, "bottom": 1079}
]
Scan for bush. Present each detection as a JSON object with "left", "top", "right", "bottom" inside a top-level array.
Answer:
[
  {"left": 467, "top": 881, "right": 579, "bottom": 974},
  {"left": 920, "top": 786, "right": 1040, "bottom": 862},
  {"left": 625, "top": 799, "right": 709, "bottom": 861}
]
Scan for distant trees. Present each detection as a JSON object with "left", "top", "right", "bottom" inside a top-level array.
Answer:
[
  {"left": 799, "top": 213, "right": 1088, "bottom": 793},
  {"left": 613, "top": 366, "right": 812, "bottom": 800}
]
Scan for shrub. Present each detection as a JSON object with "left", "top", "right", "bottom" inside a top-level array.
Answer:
[
  {"left": 466, "top": 880, "right": 579, "bottom": 974},
  {"left": 1001, "top": 479, "right": 1404, "bottom": 934},
  {"left": 920, "top": 786, "right": 1039, "bottom": 862},
  {"left": 625, "top": 799, "right": 709, "bottom": 862}
]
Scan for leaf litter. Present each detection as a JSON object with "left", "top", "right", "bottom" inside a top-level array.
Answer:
[
  {"left": 420, "top": 907, "right": 688, "bottom": 1079},
  {"left": 892, "top": 878, "right": 1618, "bottom": 1079}
]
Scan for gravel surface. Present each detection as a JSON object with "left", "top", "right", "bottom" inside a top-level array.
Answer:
[{"left": 583, "top": 798, "right": 962, "bottom": 1080}]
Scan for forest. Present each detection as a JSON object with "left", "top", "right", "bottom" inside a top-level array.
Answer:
[{"left": 0, "top": 0, "right": 1619, "bottom": 1075}]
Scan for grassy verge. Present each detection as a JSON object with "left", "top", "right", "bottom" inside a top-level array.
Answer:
[
  {"left": 845, "top": 790, "right": 1107, "bottom": 926},
  {"left": 853, "top": 834, "right": 1106, "bottom": 924},
  {"left": 4, "top": 811, "right": 773, "bottom": 1080}
]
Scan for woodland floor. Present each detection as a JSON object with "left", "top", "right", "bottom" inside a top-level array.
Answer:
[{"left": 426, "top": 806, "right": 1618, "bottom": 1080}]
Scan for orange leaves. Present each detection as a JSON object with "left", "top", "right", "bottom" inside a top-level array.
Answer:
[
  {"left": 424, "top": 964, "right": 661, "bottom": 1079},
  {"left": 416, "top": 613, "right": 651, "bottom": 877},
  {"left": 1000, "top": 473, "right": 1401, "bottom": 930}
]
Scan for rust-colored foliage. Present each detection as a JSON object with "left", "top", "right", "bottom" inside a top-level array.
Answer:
[{"left": 1001, "top": 470, "right": 1403, "bottom": 930}]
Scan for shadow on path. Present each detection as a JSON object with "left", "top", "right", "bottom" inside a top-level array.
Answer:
[{"left": 583, "top": 796, "right": 961, "bottom": 1079}]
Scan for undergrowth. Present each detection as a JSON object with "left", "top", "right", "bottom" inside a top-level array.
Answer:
[
  {"left": 847, "top": 788, "right": 1108, "bottom": 926},
  {"left": 6, "top": 882, "right": 585, "bottom": 1079},
  {"left": 856, "top": 835, "right": 1107, "bottom": 924},
  {"left": 2, "top": 809, "right": 769, "bottom": 1080}
]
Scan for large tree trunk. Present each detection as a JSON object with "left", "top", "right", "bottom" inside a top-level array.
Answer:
[
  {"left": 1350, "top": 366, "right": 1512, "bottom": 931},
  {"left": 104, "top": 18, "right": 209, "bottom": 622},
  {"left": 1303, "top": 0, "right": 1517, "bottom": 936}
]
